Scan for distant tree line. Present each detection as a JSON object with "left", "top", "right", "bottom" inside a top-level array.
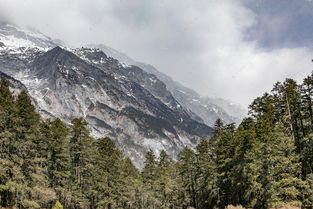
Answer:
[{"left": 1, "top": 71, "right": 313, "bottom": 209}]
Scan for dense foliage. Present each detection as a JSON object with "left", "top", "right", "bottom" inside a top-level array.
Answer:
[{"left": 1, "top": 71, "right": 313, "bottom": 208}]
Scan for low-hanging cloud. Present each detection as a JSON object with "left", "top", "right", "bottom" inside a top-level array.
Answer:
[{"left": 0, "top": 0, "right": 313, "bottom": 107}]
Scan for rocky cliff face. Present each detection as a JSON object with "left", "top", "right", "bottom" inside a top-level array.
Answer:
[
  {"left": 89, "top": 44, "right": 246, "bottom": 126},
  {"left": 0, "top": 22, "right": 215, "bottom": 167}
]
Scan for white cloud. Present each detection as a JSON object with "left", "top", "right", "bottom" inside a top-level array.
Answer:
[{"left": 0, "top": 0, "right": 312, "bottom": 107}]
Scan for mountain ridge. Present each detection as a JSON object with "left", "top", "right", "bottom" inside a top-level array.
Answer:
[
  {"left": 0, "top": 21, "right": 243, "bottom": 167},
  {"left": 89, "top": 44, "right": 246, "bottom": 126},
  {"left": 0, "top": 23, "right": 213, "bottom": 167}
]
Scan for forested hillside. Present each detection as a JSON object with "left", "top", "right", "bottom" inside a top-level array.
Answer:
[{"left": 2, "top": 70, "right": 313, "bottom": 209}]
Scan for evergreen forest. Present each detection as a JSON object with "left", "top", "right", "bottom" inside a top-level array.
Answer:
[{"left": 2, "top": 71, "right": 313, "bottom": 209}]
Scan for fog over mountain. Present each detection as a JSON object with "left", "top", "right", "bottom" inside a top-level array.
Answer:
[
  {"left": 1, "top": 0, "right": 313, "bottom": 166},
  {"left": 1, "top": 0, "right": 313, "bottom": 107},
  {"left": 0, "top": 21, "right": 216, "bottom": 167},
  {"left": 1, "top": 1, "right": 313, "bottom": 207}
]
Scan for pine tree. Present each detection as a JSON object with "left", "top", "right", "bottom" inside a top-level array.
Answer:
[
  {"left": 46, "top": 118, "right": 71, "bottom": 206},
  {"left": 142, "top": 149, "right": 160, "bottom": 208},
  {"left": 119, "top": 158, "right": 143, "bottom": 209},
  {"left": 232, "top": 118, "right": 262, "bottom": 208},
  {"left": 0, "top": 79, "right": 24, "bottom": 208},
  {"left": 213, "top": 122, "right": 237, "bottom": 208},
  {"left": 15, "top": 90, "right": 55, "bottom": 208},
  {"left": 272, "top": 79, "right": 304, "bottom": 152},
  {"left": 194, "top": 139, "right": 218, "bottom": 209},
  {"left": 249, "top": 92, "right": 303, "bottom": 208},
  {"left": 155, "top": 150, "right": 179, "bottom": 209},
  {"left": 267, "top": 125, "right": 302, "bottom": 207},
  {"left": 69, "top": 118, "right": 94, "bottom": 208},
  {"left": 91, "top": 137, "right": 122, "bottom": 209},
  {"left": 177, "top": 147, "right": 197, "bottom": 209},
  {"left": 301, "top": 73, "right": 313, "bottom": 134}
]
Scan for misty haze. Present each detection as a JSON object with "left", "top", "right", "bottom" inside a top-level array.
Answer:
[{"left": 0, "top": 0, "right": 313, "bottom": 209}]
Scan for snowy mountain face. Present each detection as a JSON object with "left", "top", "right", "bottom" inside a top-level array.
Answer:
[
  {"left": 91, "top": 44, "right": 246, "bottom": 126},
  {"left": 0, "top": 22, "right": 214, "bottom": 167},
  {"left": 0, "top": 21, "right": 60, "bottom": 51}
]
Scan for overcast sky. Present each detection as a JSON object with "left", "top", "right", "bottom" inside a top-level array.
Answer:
[{"left": 1, "top": 0, "right": 313, "bottom": 107}]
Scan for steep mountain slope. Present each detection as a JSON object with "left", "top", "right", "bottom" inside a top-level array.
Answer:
[
  {"left": 136, "top": 63, "right": 246, "bottom": 125},
  {"left": 0, "top": 21, "right": 213, "bottom": 167},
  {"left": 88, "top": 44, "right": 246, "bottom": 126},
  {"left": 74, "top": 47, "right": 204, "bottom": 123}
]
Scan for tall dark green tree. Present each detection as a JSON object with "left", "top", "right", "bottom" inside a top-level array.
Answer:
[
  {"left": 90, "top": 137, "right": 122, "bottom": 209},
  {"left": 249, "top": 90, "right": 303, "bottom": 209},
  {"left": 46, "top": 118, "right": 71, "bottom": 205},
  {"left": 213, "top": 121, "right": 237, "bottom": 208},
  {"left": 69, "top": 117, "right": 94, "bottom": 208},
  {"left": 0, "top": 80, "right": 23, "bottom": 208},
  {"left": 142, "top": 149, "right": 159, "bottom": 209},
  {"left": 194, "top": 139, "right": 218, "bottom": 209},
  {"left": 118, "top": 158, "right": 143, "bottom": 209},
  {"left": 272, "top": 79, "right": 304, "bottom": 152},
  {"left": 301, "top": 73, "right": 313, "bottom": 134},
  {"left": 155, "top": 150, "right": 179, "bottom": 209},
  {"left": 15, "top": 91, "right": 54, "bottom": 208},
  {"left": 177, "top": 147, "right": 197, "bottom": 209}
]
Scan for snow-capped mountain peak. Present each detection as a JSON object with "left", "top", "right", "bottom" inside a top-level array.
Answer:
[{"left": 0, "top": 21, "right": 60, "bottom": 51}]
